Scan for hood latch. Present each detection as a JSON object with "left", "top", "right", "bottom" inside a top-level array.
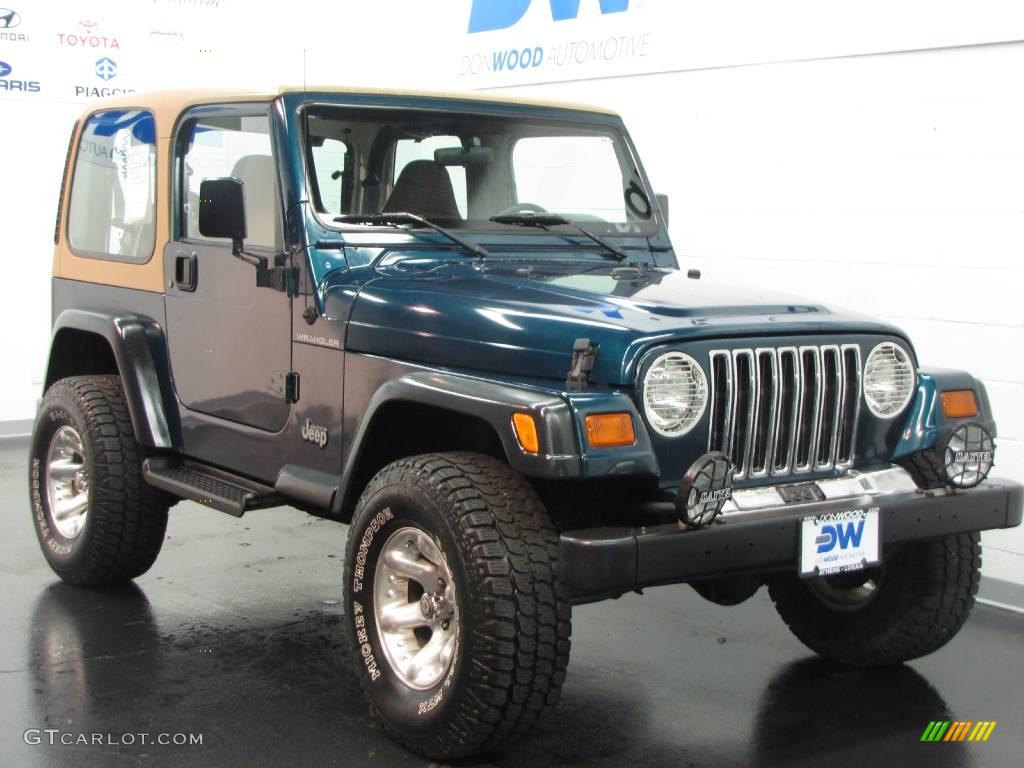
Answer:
[{"left": 566, "top": 338, "right": 598, "bottom": 391}]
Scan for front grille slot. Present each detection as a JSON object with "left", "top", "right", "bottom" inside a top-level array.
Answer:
[
  {"left": 795, "top": 348, "right": 821, "bottom": 470},
  {"left": 708, "top": 343, "right": 862, "bottom": 480},
  {"left": 750, "top": 350, "right": 778, "bottom": 477},
  {"left": 729, "top": 351, "right": 756, "bottom": 474},
  {"left": 836, "top": 345, "right": 862, "bottom": 467},
  {"left": 773, "top": 349, "right": 800, "bottom": 473},
  {"left": 816, "top": 346, "right": 841, "bottom": 468},
  {"left": 708, "top": 352, "right": 733, "bottom": 452}
]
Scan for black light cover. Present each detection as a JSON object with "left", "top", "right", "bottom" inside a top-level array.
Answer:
[
  {"left": 676, "top": 452, "right": 734, "bottom": 527},
  {"left": 941, "top": 423, "right": 995, "bottom": 489}
]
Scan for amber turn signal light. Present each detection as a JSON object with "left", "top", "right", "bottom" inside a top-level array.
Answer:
[
  {"left": 941, "top": 390, "right": 979, "bottom": 419},
  {"left": 512, "top": 413, "right": 540, "bottom": 454},
  {"left": 585, "top": 413, "right": 636, "bottom": 448}
]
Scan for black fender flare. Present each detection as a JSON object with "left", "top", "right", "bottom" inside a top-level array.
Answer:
[
  {"left": 331, "top": 371, "right": 583, "bottom": 518},
  {"left": 45, "top": 310, "right": 181, "bottom": 450}
]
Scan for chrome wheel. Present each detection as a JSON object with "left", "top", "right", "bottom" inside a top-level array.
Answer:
[
  {"left": 373, "top": 526, "right": 458, "bottom": 691},
  {"left": 46, "top": 426, "right": 90, "bottom": 540}
]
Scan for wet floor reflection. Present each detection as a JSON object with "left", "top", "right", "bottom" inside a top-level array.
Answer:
[
  {"left": 20, "top": 583, "right": 989, "bottom": 768},
  {"left": 752, "top": 658, "right": 968, "bottom": 767}
]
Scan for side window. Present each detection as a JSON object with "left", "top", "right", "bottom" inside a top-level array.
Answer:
[
  {"left": 181, "top": 114, "right": 280, "bottom": 249},
  {"left": 309, "top": 138, "right": 349, "bottom": 215},
  {"left": 393, "top": 136, "right": 468, "bottom": 218},
  {"left": 67, "top": 110, "right": 156, "bottom": 260},
  {"left": 512, "top": 136, "right": 627, "bottom": 223}
]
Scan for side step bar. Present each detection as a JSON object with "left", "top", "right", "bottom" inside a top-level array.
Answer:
[{"left": 142, "top": 457, "right": 283, "bottom": 517}]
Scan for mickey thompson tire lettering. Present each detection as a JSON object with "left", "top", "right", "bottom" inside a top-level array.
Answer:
[
  {"left": 28, "top": 376, "right": 171, "bottom": 586},
  {"left": 342, "top": 452, "right": 572, "bottom": 761},
  {"left": 768, "top": 532, "right": 981, "bottom": 667}
]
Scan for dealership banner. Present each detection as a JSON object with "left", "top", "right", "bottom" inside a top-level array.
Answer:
[
  {"left": 4, "top": 0, "right": 1024, "bottom": 100},
  {"left": 304, "top": 0, "right": 1024, "bottom": 90}
]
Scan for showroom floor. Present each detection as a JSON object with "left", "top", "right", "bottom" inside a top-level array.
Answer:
[{"left": 1, "top": 437, "right": 1020, "bottom": 768}]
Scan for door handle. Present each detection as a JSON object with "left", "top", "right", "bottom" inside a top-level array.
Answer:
[{"left": 175, "top": 252, "right": 198, "bottom": 292}]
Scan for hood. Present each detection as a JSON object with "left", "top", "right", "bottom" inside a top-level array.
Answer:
[{"left": 329, "top": 255, "right": 908, "bottom": 386}]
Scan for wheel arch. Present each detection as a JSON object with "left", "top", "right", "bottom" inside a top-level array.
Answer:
[
  {"left": 45, "top": 310, "right": 181, "bottom": 450},
  {"left": 332, "top": 371, "right": 582, "bottom": 521}
]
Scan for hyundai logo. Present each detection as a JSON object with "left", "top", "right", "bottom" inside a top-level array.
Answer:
[
  {"left": 0, "top": 8, "right": 20, "bottom": 28},
  {"left": 94, "top": 56, "right": 117, "bottom": 81},
  {"left": 0, "top": 60, "right": 11, "bottom": 77}
]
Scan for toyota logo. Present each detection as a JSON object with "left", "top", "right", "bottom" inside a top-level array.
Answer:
[{"left": 0, "top": 8, "right": 20, "bottom": 28}]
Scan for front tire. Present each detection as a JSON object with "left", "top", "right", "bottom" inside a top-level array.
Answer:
[
  {"left": 768, "top": 533, "right": 981, "bottom": 667},
  {"left": 29, "top": 375, "right": 170, "bottom": 586},
  {"left": 343, "top": 452, "right": 571, "bottom": 760}
]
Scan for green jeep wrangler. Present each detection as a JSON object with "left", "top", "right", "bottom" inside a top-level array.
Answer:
[{"left": 30, "top": 86, "right": 1022, "bottom": 759}]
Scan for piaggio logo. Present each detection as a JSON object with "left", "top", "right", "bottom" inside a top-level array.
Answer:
[
  {"left": 468, "top": 0, "right": 630, "bottom": 33},
  {"left": 815, "top": 520, "right": 865, "bottom": 554},
  {"left": 921, "top": 721, "right": 997, "bottom": 742},
  {"left": 59, "top": 19, "right": 121, "bottom": 49},
  {"left": 95, "top": 57, "right": 117, "bottom": 81}
]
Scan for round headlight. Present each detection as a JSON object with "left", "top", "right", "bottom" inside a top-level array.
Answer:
[
  {"left": 642, "top": 352, "right": 708, "bottom": 437},
  {"left": 863, "top": 342, "right": 915, "bottom": 418}
]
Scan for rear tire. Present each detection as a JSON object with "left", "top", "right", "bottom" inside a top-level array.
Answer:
[
  {"left": 29, "top": 375, "right": 170, "bottom": 586},
  {"left": 767, "top": 533, "right": 981, "bottom": 667},
  {"left": 343, "top": 452, "right": 571, "bottom": 760}
]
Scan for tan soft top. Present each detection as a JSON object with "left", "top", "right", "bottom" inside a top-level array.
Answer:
[{"left": 82, "top": 85, "right": 618, "bottom": 129}]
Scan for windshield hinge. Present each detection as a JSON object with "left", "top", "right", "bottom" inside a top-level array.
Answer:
[
  {"left": 257, "top": 260, "right": 300, "bottom": 295},
  {"left": 566, "top": 338, "right": 598, "bottom": 391},
  {"left": 285, "top": 371, "right": 300, "bottom": 404}
]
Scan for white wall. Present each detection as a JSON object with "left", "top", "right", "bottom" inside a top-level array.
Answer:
[{"left": 1, "top": 0, "right": 1021, "bottom": 580}]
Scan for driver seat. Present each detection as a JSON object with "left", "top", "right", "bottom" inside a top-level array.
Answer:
[{"left": 382, "top": 160, "right": 461, "bottom": 220}]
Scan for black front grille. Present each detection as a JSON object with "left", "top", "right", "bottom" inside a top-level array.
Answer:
[{"left": 708, "top": 345, "right": 862, "bottom": 480}]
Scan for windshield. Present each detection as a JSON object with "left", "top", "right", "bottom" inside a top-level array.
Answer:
[{"left": 303, "top": 106, "right": 657, "bottom": 237}]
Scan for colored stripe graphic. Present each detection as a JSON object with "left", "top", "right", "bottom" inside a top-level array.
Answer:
[
  {"left": 945, "top": 721, "right": 972, "bottom": 741},
  {"left": 921, "top": 721, "right": 950, "bottom": 741},
  {"left": 968, "top": 722, "right": 997, "bottom": 742},
  {"left": 921, "top": 720, "right": 996, "bottom": 742}
]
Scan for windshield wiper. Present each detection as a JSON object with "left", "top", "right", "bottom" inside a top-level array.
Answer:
[
  {"left": 489, "top": 213, "right": 628, "bottom": 261},
  {"left": 334, "top": 212, "right": 488, "bottom": 258}
]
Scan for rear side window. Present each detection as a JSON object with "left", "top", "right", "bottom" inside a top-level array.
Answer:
[{"left": 67, "top": 110, "right": 157, "bottom": 261}]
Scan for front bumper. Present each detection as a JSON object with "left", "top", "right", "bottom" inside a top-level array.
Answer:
[{"left": 559, "top": 471, "right": 1023, "bottom": 604}]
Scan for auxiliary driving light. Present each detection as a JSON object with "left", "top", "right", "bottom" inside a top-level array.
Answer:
[
  {"left": 675, "top": 452, "right": 734, "bottom": 527},
  {"left": 940, "top": 422, "right": 994, "bottom": 489}
]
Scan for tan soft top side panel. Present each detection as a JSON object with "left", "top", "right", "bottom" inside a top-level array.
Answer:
[{"left": 52, "top": 92, "right": 275, "bottom": 292}]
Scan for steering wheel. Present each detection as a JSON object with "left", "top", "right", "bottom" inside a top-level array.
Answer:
[{"left": 495, "top": 202, "right": 549, "bottom": 217}]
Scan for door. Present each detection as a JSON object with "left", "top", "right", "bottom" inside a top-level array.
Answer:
[{"left": 163, "top": 107, "right": 291, "bottom": 432}]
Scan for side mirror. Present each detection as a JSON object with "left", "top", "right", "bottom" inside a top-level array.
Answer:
[
  {"left": 655, "top": 193, "right": 670, "bottom": 226},
  {"left": 199, "top": 177, "right": 246, "bottom": 250}
]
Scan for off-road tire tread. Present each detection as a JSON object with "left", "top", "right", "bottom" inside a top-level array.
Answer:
[
  {"left": 349, "top": 452, "right": 571, "bottom": 759},
  {"left": 897, "top": 450, "right": 946, "bottom": 490},
  {"left": 41, "top": 376, "right": 169, "bottom": 585},
  {"left": 768, "top": 532, "right": 981, "bottom": 667}
]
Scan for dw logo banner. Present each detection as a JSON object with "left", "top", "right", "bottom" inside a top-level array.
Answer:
[{"left": 468, "top": 0, "right": 630, "bottom": 33}]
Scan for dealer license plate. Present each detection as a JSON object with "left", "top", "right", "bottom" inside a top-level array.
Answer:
[{"left": 799, "top": 507, "right": 880, "bottom": 577}]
